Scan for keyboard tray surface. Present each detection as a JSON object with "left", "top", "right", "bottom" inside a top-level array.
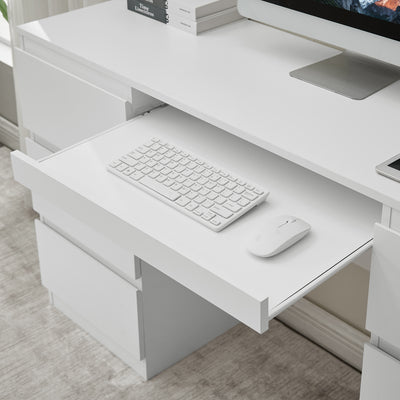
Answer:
[{"left": 13, "top": 107, "right": 380, "bottom": 331}]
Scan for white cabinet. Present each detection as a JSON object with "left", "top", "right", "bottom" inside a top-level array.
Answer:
[
  {"left": 366, "top": 224, "right": 400, "bottom": 350},
  {"left": 35, "top": 220, "right": 145, "bottom": 363},
  {"left": 360, "top": 344, "right": 400, "bottom": 400}
]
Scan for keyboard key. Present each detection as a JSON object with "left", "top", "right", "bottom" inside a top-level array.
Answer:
[
  {"left": 161, "top": 167, "right": 172, "bottom": 175},
  {"left": 168, "top": 161, "right": 178, "bottom": 169},
  {"left": 205, "top": 181, "right": 216, "bottom": 189},
  {"left": 195, "top": 165, "right": 205, "bottom": 174},
  {"left": 211, "top": 205, "right": 233, "bottom": 219},
  {"left": 173, "top": 154, "right": 183, "bottom": 162},
  {"left": 218, "top": 177, "right": 228, "bottom": 185},
  {"left": 233, "top": 186, "right": 245, "bottom": 194},
  {"left": 210, "top": 173, "right": 220, "bottom": 182},
  {"left": 207, "top": 192, "right": 218, "bottom": 201},
  {"left": 154, "top": 164, "right": 164, "bottom": 171},
  {"left": 123, "top": 167, "right": 136, "bottom": 175},
  {"left": 164, "top": 179, "right": 174, "bottom": 187},
  {"left": 130, "top": 171, "right": 144, "bottom": 180},
  {"left": 194, "top": 195, "right": 206, "bottom": 204},
  {"left": 158, "top": 147, "right": 168, "bottom": 154},
  {"left": 142, "top": 167, "right": 152, "bottom": 175},
  {"left": 137, "top": 146, "right": 150, "bottom": 154},
  {"left": 221, "top": 189, "right": 233, "bottom": 197},
  {"left": 254, "top": 188, "right": 264, "bottom": 195},
  {"left": 230, "top": 193, "right": 241, "bottom": 202},
  {"left": 193, "top": 207, "right": 205, "bottom": 216},
  {"left": 224, "top": 201, "right": 241, "bottom": 213},
  {"left": 135, "top": 163, "right": 145, "bottom": 171},
  {"left": 214, "top": 185, "right": 224, "bottom": 193},
  {"left": 151, "top": 143, "right": 161, "bottom": 151},
  {"left": 147, "top": 160, "right": 157, "bottom": 167},
  {"left": 198, "top": 177, "right": 208, "bottom": 185},
  {"left": 242, "top": 191, "right": 257, "bottom": 201},
  {"left": 116, "top": 163, "right": 128, "bottom": 172},
  {"left": 176, "top": 175, "right": 186, "bottom": 183},
  {"left": 238, "top": 198, "right": 250, "bottom": 207},
  {"left": 171, "top": 183, "right": 182, "bottom": 191},
  {"left": 140, "top": 176, "right": 180, "bottom": 201},
  {"left": 179, "top": 187, "right": 190, "bottom": 195},
  {"left": 191, "top": 173, "right": 201, "bottom": 181},
  {"left": 146, "top": 150, "right": 157, "bottom": 158},
  {"left": 175, "top": 165, "right": 185, "bottom": 173},
  {"left": 184, "top": 179, "right": 195, "bottom": 188},
  {"left": 187, "top": 191, "right": 198, "bottom": 200},
  {"left": 176, "top": 196, "right": 190, "bottom": 207},
  {"left": 186, "top": 202, "right": 198, "bottom": 212},
  {"left": 210, "top": 217, "right": 222, "bottom": 226},
  {"left": 129, "top": 152, "right": 142, "bottom": 160},
  {"left": 202, "top": 169, "right": 212, "bottom": 178},
  {"left": 202, "top": 211, "right": 216, "bottom": 221},
  {"left": 226, "top": 181, "right": 237, "bottom": 190},
  {"left": 191, "top": 183, "right": 202, "bottom": 192},
  {"left": 199, "top": 188, "right": 210, "bottom": 196},
  {"left": 202, "top": 200, "right": 214, "bottom": 209},
  {"left": 120, "top": 155, "right": 137, "bottom": 166},
  {"left": 245, "top": 184, "right": 255, "bottom": 190},
  {"left": 182, "top": 169, "right": 193, "bottom": 177},
  {"left": 149, "top": 171, "right": 160, "bottom": 179},
  {"left": 179, "top": 158, "right": 190, "bottom": 166},
  {"left": 215, "top": 196, "right": 226, "bottom": 205},
  {"left": 109, "top": 160, "right": 121, "bottom": 168},
  {"left": 169, "top": 171, "right": 179, "bottom": 179},
  {"left": 153, "top": 154, "right": 163, "bottom": 161},
  {"left": 160, "top": 158, "right": 169, "bottom": 165},
  {"left": 188, "top": 161, "right": 197, "bottom": 169},
  {"left": 156, "top": 175, "right": 167, "bottom": 183}
]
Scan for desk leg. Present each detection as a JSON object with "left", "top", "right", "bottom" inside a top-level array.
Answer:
[{"left": 140, "top": 260, "right": 238, "bottom": 379}]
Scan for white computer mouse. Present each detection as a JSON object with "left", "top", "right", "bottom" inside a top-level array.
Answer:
[{"left": 247, "top": 215, "right": 311, "bottom": 257}]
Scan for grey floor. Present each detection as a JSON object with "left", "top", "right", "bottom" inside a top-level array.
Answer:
[{"left": 0, "top": 145, "right": 361, "bottom": 400}]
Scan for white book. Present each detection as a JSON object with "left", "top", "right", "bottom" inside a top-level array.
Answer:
[
  {"left": 168, "top": 0, "right": 237, "bottom": 20},
  {"left": 169, "top": 7, "right": 242, "bottom": 35}
]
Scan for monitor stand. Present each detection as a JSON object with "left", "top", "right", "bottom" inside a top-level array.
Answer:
[{"left": 290, "top": 51, "right": 400, "bottom": 100}]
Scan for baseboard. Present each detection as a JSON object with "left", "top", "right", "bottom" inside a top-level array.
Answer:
[
  {"left": 277, "top": 298, "right": 369, "bottom": 371},
  {"left": 0, "top": 116, "right": 19, "bottom": 150}
]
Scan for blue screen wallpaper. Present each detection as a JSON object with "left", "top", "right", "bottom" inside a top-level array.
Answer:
[{"left": 316, "top": 0, "right": 400, "bottom": 23}]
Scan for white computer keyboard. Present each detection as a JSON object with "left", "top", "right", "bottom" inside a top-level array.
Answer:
[{"left": 107, "top": 137, "right": 269, "bottom": 231}]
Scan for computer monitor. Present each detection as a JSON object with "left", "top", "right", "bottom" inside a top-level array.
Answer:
[{"left": 238, "top": 0, "right": 400, "bottom": 99}]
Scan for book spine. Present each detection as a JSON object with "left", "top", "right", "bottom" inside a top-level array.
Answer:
[{"left": 127, "top": 0, "right": 169, "bottom": 23}]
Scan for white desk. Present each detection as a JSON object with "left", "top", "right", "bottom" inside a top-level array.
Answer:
[{"left": 11, "top": 0, "right": 400, "bottom": 395}]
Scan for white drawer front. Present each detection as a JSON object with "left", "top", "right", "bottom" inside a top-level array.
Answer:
[
  {"left": 25, "top": 138, "right": 53, "bottom": 160},
  {"left": 366, "top": 224, "right": 400, "bottom": 348},
  {"left": 14, "top": 49, "right": 130, "bottom": 149},
  {"left": 35, "top": 219, "right": 144, "bottom": 361},
  {"left": 360, "top": 344, "right": 400, "bottom": 400}
]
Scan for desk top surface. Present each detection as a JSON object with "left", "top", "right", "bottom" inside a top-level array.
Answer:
[{"left": 18, "top": 0, "right": 400, "bottom": 210}]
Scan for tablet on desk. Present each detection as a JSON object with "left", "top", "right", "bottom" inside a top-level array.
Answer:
[{"left": 376, "top": 154, "right": 400, "bottom": 183}]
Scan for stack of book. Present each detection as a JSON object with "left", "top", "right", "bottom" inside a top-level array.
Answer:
[
  {"left": 127, "top": 0, "right": 242, "bottom": 35},
  {"left": 168, "top": 0, "right": 242, "bottom": 35}
]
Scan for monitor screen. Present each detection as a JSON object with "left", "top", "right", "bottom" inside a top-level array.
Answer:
[{"left": 263, "top": 0, "right": 400, "bottom": 41}]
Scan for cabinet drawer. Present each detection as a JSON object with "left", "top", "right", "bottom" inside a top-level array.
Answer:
[
  {"left": 366, "top": 224, "right": 400, "bottom": 348},
  {"left": 25, "top": 138, "right": 53, "bottom": 160},
  {"left": 360, "top": 344, "right": 400, "bottom": 400},
  {"left": 35, "top": 219, "right": 144, "bottom": 361},
  {"left": 14, "top": 49, "right": 130, "bottom": 150}
]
